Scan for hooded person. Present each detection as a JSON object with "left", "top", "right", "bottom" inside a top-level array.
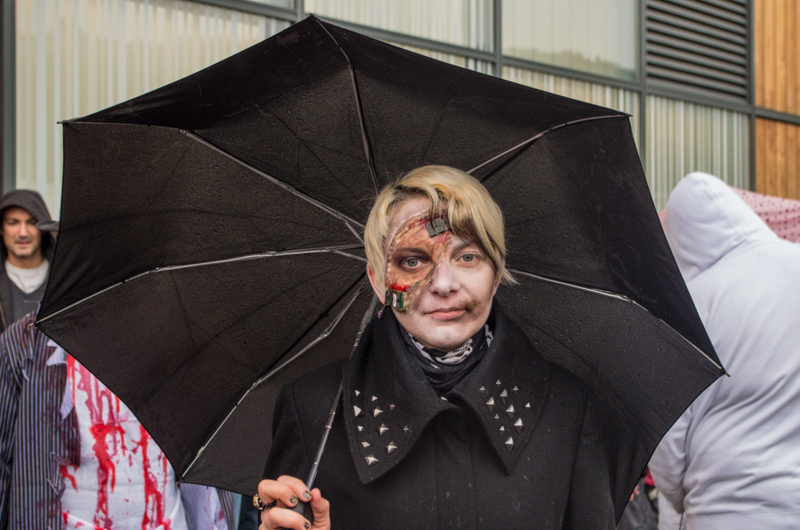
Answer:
[
  {"left": 0, "top": 190, "right": 57, "bottom": 329},
  {"left": 649, "top": 172, "right": 800, "bottom": 530}
]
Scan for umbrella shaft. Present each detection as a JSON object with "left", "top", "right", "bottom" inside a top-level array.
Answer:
[
  {"left": 307, "top": 381, "right": 343, "bottom": 489},
  {"left": 305, "top": 295, "right": 377, "bottom": 489}
]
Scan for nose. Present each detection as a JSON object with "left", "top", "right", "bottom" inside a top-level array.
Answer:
[
  {"left": 428, "top": 259, "right": 460, "bottom": 295},
  {"left": 18, "top": 223, "right": 29, "bottom": 236}
]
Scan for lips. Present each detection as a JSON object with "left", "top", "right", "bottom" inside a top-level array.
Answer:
[{"left": 426, "top": 307, "right": 467, "bottom": 320}]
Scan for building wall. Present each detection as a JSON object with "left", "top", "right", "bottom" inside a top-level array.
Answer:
[
  {"left": 755, "top": 118, "right": 800, "bottom": 199},
  {"left": 754, "top": 0, "right": 800, "bottom": 199},
  {"left": 8, "top": 0, "right": 798, "bottom": 211}
]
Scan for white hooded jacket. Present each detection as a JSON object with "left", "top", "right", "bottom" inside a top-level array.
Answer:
[{"left": 649, "top": 172, "right": 800, "bottom": 530}]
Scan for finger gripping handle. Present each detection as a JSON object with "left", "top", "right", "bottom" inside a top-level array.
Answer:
[{"left": 291, "top": 500, "right": 314, "bottom": 526}]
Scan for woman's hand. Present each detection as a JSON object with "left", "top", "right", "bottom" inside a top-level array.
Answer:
[{"left": 257, "top": 475, "right": 331, "bottom": 530}]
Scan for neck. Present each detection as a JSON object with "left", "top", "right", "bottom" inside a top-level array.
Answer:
[{"left": 6, "top": 253, "right": 44, "bottom": 269}]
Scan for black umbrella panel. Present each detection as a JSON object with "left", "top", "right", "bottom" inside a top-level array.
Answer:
[{"left": 37, "top": 16, "right": 723, "bottom": 516}]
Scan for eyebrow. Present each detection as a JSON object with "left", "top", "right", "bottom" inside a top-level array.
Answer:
[
  {"left": 391, "top": 245, "right": 431, "bottom": 256},
  {"left": 450, "top": 240, "right": 481, "bottom": 253}
]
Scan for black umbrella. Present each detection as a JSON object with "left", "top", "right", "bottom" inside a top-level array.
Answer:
[{"left": 37, "top": 16, "right": 724, "bottom": 516}]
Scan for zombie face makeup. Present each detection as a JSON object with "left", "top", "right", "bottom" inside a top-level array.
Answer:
[
  {"left": 384, "top": 210, "right": 453, "bottom": 312},
  {"left": 369, "top": 196, "right": 500, "bottom": 352}
]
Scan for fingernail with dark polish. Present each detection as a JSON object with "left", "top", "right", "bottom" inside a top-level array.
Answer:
[
  {"left": 304, "top": 523, "right": 311, "bottom": 530},
  {"left": 289, "top": 495, "right": 298, "bottom": 505},
  {"left": 303, "top": 491, "right": 312, "bottom": 500}
]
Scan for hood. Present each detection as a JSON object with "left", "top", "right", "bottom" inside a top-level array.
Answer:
[
  {"left": 664, "top": 172, "right": 777, "bottom": 282},
  {"left": 0, "top": 189, "right": 57, "bottom": 262}
]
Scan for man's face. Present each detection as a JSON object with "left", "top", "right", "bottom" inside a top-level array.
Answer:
[
  {"left": 2, "top": 206, "right": 43, "bottom": 266},
  {"left": 369, "top": 196, "right": 499, "bottom": 351}
]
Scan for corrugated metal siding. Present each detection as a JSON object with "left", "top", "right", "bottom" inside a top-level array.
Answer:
[
  {"left": 646, "top": 94, "right": 749, "bottom": 209},
  {"left": 397, "top": 44, "right": 493, "bottom": 75},
  {"left": 501, "top": 66, "right": 641, "bottom": 147},
  {"left": 646, "top": 0, "right": 749, "bottom": 101}
]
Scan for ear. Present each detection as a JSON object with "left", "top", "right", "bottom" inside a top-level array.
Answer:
[{"left": 367, "top": 265, "right": 386, "bottom": 304}]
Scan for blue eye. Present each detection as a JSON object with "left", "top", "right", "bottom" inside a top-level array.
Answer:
[
  {"left": 461, "top": 254, "right": 476, "bottom": 263},
  {"left": 403, "top": 258, "right": 421, "bottom": 268}
]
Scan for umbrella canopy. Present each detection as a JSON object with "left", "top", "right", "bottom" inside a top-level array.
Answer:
[{"left": 37, "top": 16, "right": 723, "bottom": 514}]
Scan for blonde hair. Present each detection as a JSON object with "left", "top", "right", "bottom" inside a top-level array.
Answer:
[{"left": 364, "top": 165, "right": 514, "bottom": 287}]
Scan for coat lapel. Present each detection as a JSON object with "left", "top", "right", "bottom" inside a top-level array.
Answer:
[{"left": 343, "top": 305, "right": 550, "bottom": 484}]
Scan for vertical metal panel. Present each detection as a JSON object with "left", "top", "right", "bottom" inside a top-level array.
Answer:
[
  {"left": 502, "top": 66, "right": 641, "bottom": 147},
  {"left": 646, "top": 94, "right": 749, "bottom": 208},
  {"left": 398, "top": 43, "right": 493, "bottom": 75}
]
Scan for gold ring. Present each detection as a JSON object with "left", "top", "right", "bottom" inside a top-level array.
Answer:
[{"left": 253, "top": 494, "right": 277, "bottom": 511}]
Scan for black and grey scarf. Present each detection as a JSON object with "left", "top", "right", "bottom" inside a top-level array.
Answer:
[{"left": 400, "top": 318, "right": 494, "bottom": 394}]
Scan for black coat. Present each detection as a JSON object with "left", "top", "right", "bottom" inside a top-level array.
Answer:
[{"left": 264, "top": 306, "right": 615, "bottom": 529}]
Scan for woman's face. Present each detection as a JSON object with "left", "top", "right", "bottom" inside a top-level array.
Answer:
[{"left": 368, "top": 196, "right": 500, "bottom": 351}]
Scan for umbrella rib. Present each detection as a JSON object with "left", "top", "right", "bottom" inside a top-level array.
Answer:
[
  {"left": 314, "top": 17, "right": 380, "bottom": 194},
  {"left": 511, "top": 269, "right": 725, "bottom": 372},
  {"left": 36, "top": 245, "right": 365, "bottom": 325},
  {"left": 180, "top": 282, "right": 373, "bottom": 481},
  {"left": 180, "top": 131, "right": 366, "bottom": 231},
  {"left": 466, "top": 114, "right": 628, "bottom": 177}
]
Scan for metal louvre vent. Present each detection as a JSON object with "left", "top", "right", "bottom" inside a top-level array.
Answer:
[{"left": 646, "top": 0, "right": 749, "bottom": 101}]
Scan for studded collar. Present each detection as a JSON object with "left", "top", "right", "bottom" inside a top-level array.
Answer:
[{"left": 342, "top": 304, "right": 551, "bottom": 484}]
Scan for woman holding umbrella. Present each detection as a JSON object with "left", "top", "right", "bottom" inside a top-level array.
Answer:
[{"left": 256, "top": 165, "right": 614, "bottom": 529}]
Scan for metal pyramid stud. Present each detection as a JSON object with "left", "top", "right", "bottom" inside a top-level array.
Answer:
[
  {"left": 512, "top": 386, "right": 519, "bottom": 393},
  {"left": 441, "top": 396, "right": 448, "bottom": 401},
  {"left": 354, "top": 405, "right": 364, "bottom": 418},
  {"left": 355, "top": 390, "right": 361, "bottom": 396},
  {"left": 495, "top": 379, "right": 502, "bottom": 387},
  {"left": 506, "top": 404, "right": 515, "bottom": 420},
  {"left": 386, "top": 442, "right": 397, "bottom": 454},
  {"left": 378, "top": 423, "right": 389, "bottom": 436},
  {"left": 499, "top": 426, "right": 505, "bottom": 433},
  {"left": 486, "top": 397, "right": 496, "bottom": 412},
  {"left": 494, "top": 414, "right": 500, "bottom": 420},
  {"left": 504, "top": 436, "right": 514, "bottom": 451},
  {"left": 514, "top": 418, "right": 524, "bottom": 433},
  {"left": 479, "top": 385, "right": 488, "bottom": 395},
  {"left": 373, "top": 407, "right": 384, "bottom": 418},
  {"left": 403, "top": 425, "right": 410, "bottom": 434},
  {"left": 372, "top": 396, "right": 378, "bottom": 402},
  {"left": 357, "top": 425, "right": 364, "bottom": 432},
  {"left": 499, "top": 389, "right": 509, "bottom": 404},
  {"left": 362, "top": 441, "right": 370, "bottom": 448},
  {"left": 525, "top": 402, "right": 531, "bottom": 409},
  {"left": 389, "top": 404, "right": 395, "bottom": 410},
  {"left": 365, "top": 455, "right": 379, "bottom": 466}
]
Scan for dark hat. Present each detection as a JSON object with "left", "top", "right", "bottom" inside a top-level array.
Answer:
[{"left": 0, "top": 189, "right": 53, "bottom": 224}]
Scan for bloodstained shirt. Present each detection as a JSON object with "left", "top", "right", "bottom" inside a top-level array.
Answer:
[{"left": 59, "top": 355, "right": 189, "bottom": 530}]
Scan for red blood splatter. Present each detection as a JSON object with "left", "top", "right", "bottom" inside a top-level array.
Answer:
[
  {"left": 60, "top": 465, "right": 78, "bottom": 491},
  {"left": 68, "top": 356, "right": 128, "bottom": 529},
  {"left": 136, "top": 425, "right": 166, "bottom": 530}
]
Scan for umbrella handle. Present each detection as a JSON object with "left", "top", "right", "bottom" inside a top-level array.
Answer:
[{"left": 288, "top": 500, "right": 315, "bottom": 525}]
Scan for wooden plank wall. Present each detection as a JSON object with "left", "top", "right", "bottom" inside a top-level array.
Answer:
[
  {"left": 755, "top": 0, "right": 800, "bottom": 113},
  {"left": 754, "top": 0, "right": 800, "bottom": 198},
  {"left": 756, "top": 118, "right": 800, "bottom": 199}
]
